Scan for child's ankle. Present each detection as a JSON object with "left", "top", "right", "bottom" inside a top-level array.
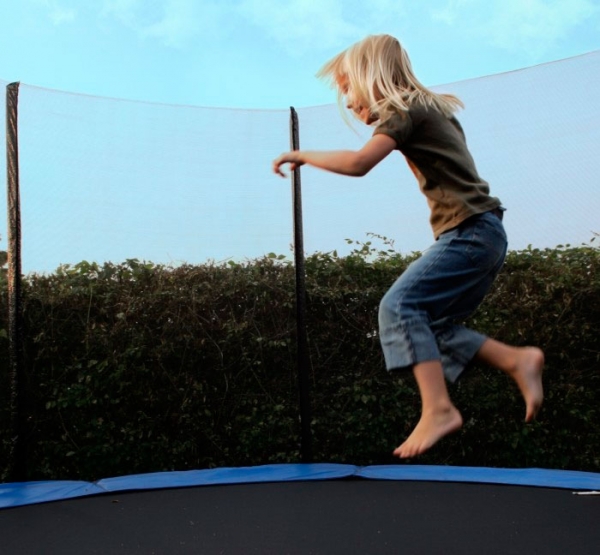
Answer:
[{"left": 423, "top": 402, "right": 457, "bottom": 417}]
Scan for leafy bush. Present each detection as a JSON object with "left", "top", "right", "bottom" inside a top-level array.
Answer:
[{"left": 0, "top": 237, "right": 598, "bottom": 481}]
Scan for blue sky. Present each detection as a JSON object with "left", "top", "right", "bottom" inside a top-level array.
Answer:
[
  {"left": 1, "top": 1, "right": 600, "bottom": 272},
  {"left": 2, "top": 0, "right": 600, "bottom": 109}
]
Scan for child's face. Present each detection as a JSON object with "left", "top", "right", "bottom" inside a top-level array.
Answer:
[{"left": 336, "top": 74, "right": 377, "bottom": 125}]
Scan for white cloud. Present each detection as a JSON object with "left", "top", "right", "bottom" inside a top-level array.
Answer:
[
  {"left": 98, "top": 0, "right": 410, "bottom": 54},
  {"left": 33, "top": 0, "right": 77, "bottom": 25},
  {"left": 101, "top": 0, "right": 226, "bottom": 48},
  {"left": 238, "top": 0, "right": 359, "bottom": 55},
  {"left": 430, "top": 0, "right": 474, "bottom": 25},
  {"left": 97, "top": 0, "right": 598, "bottom": 58},
  {"left": 101, "top": 0, "right": 142, "bottom": 26},
  {"left": 138, "top": 0, "right": 200, "bottom": 47},
  {"left": 431, "top": 0, "right": 600, "bottom": 56},
  {"left": 237, "top": 0, "right": 408, "bottom": 56},
  {"left": 363, "top": 0, "right": 409, "bottom": 30}
]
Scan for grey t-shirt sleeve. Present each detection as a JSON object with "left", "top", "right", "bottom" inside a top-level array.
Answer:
[{"left": 372, "top": 112, "right": 413, "bottom": 147}]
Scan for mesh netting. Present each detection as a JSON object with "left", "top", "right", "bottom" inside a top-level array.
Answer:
[
  {"left": 297, "top": 51, "right": 600, "bottom": 256},
  {"left": 1, "top": 79, "right": 8, "bottom": 253},
  {"left": 3, "top": 51, "right": 600, "bottom": 274},
  {"left": 5, "top": 88, "right": 292, "bottom": 273}
]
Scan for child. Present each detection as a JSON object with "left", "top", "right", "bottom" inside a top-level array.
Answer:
[{"left": 272, "top": 34, "right": 544, "bottom": 458}]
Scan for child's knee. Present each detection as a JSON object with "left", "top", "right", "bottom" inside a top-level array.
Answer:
[
  {"left": 378, "top": 287, "right": 422, "bottom": 330},
  {"left": 378, "top": 290, "right": 397, "bottom": 327}
]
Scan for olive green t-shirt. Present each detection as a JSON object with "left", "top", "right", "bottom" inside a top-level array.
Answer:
[{"left": 373, "top": 105, "right": 501, "bottom": 238}]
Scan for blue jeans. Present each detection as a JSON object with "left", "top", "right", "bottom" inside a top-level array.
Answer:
[{"left": 378, "top": 210, "right": 508, "bottom": 382}]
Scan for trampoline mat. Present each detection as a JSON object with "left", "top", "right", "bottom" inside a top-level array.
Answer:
[{"left": 2, "top": 478, "right": 599, "bottom": 554}]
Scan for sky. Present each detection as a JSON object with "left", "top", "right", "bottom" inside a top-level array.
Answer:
[
  {"left": 1, "top": 0, "right": 600, "bottom": 272},
  {"left": 1, "top": 0, "right": 600, "bottom": 109}
]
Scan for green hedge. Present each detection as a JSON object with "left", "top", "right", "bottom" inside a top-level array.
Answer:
[{"left": 1, "top": 238, "right": 599, "bottom": 481}]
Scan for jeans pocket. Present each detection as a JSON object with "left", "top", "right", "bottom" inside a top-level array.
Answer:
[{"left": 464, "top": 213, "right": 508, "bottom": 270}]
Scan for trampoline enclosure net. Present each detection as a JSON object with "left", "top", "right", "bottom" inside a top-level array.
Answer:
[{"left": 2, "top": 51, "right": 599, "bottom": 274}]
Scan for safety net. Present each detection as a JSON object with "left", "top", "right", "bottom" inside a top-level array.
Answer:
[{"left": 3, "top": 51, "right": 600, "bottom": 274}]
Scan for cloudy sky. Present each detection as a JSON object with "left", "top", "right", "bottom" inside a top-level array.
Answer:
[
  {"left": 1, "top": 1, "right": 599, "bottom": 271},
  {"left": 1, "top": 0, "right": 600, "bottom": 108}
]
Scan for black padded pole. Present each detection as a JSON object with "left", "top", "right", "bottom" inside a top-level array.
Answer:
[
  {"left": 289, "top": 107, "right": 313, "bottom": 463},
  {"left": 6, "top": 82, "right": 26, "bottom": 481}
]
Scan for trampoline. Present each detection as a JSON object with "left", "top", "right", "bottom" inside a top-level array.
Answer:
[
  {"left": 2, "top": 57, "right": 600, "bottom": 555},
  {"left": 1, "top": 463, "right": 600, "bottom": 554}
]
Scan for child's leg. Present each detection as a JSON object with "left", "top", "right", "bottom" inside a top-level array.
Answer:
[
  {"left": 393, "top": 360, "right": 463, "bottom": 458},
  {"left": 475, "top": 338, "right": 544, "bottom": 421},
  {"left": 380, "top": 212, "right": 508, "bottom": 458}
]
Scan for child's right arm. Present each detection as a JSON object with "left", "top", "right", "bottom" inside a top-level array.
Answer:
[{"left": 273, "top": 134, "right": 396, "bottom": 178}]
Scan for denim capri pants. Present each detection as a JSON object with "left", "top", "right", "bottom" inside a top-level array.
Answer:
[{"left": 378, "top": 210, "right": 508, "bottom": 382}]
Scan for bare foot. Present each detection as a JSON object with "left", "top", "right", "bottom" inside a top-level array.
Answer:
[
  {"left": 511, "top": 347, "right": 544, "bottom": 421},
  {"left": 393, "top": 406, "right": 463, "bottom": 458}
]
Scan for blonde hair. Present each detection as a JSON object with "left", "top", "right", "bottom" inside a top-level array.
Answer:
[{"left": 317, "top": 34, "right": 463, "bottom": 123}]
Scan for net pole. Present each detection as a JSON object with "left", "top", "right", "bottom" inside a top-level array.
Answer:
[
  {"left": 6, "top": 82, "right": 25, "bottom": 481},
  {"left": 290, "top": 107, "right": 313, "bottom": 463}
]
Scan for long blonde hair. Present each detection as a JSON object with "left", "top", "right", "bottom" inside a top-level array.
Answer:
[{"left": 317, "top": 34, "right": 463, "bottom": 123}]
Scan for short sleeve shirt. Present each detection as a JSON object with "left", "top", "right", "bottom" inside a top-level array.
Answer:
[{"left": 373, "top": 105, "right": 501, "bottom": 238}]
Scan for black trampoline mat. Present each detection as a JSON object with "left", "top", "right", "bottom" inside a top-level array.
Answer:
[{"left": 1, "top": 479, "right": 599, "bottom": 554}]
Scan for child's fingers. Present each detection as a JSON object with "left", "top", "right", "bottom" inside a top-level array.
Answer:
[
  {"left": 273, "top": 154, "right": 293, "bottom": 177},
  {"left": 273, "top": 152, "right": 303, "bottom": 177},
  {"left": 272, "top": 159, "right": 287, "bottom": 177}
]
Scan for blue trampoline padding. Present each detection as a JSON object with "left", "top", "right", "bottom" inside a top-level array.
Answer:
[
  {"left": 0, "top": 480, "right": 106, "bottom": 509},
  {"left": 2, "top": 463, "right": 600, "bottom": 509},
  {"left": 0, "top": 464, "right": 356, "bottom": 509},
  {"left": 357, "top": 465, "right": 600, "bottom": 491},
  {"left": 97, "top": 463, "right": 357, "bottom": 493}
]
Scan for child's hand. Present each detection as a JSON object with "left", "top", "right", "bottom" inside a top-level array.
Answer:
[{"left": 273, "top": 151, "right": 304, "bottom": 177}]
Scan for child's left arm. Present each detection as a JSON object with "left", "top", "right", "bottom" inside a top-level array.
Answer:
[{"left": 273, "top": 134, "right": 396, "bottom": 178}]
